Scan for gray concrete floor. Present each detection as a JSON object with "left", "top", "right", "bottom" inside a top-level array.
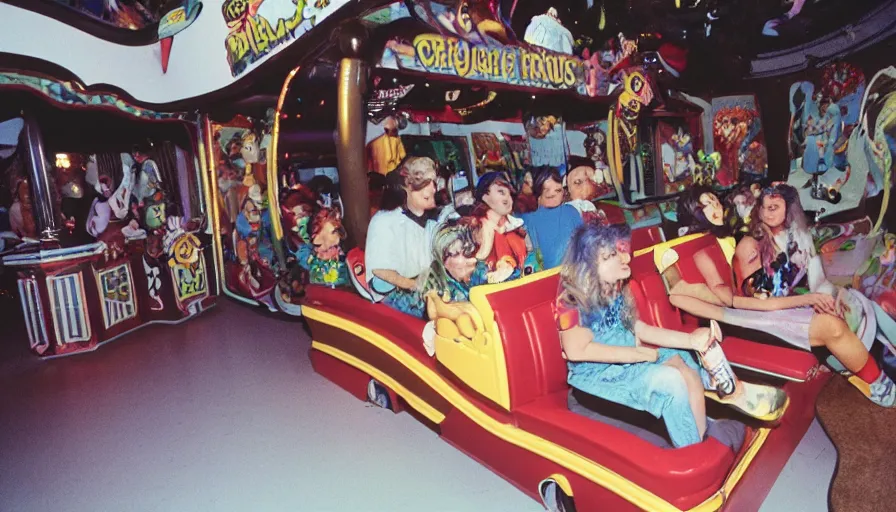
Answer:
[{"left": 0, "top": 300, "right": 834, "bottom": 512}]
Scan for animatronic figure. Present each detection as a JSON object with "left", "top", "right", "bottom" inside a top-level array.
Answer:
[
  {"left": 523, "top": 7, "right": 574, "bottom": 55},
  {"left": 521, "top": 168, "right": 583, "bottom": 269},
  {"left": 555, "top": 224, "right": 763, "bottom": 448},
  {"left": 471, "top": 171, "right": 535, "bottom": 280},
  {"left": 668, "top": 184, "right": 896, "bottom": 407},
  {"left": 294, "top": 207, "right": 349, "bottom": 288},
  {"left": 366, "top": 116, "right": 406, "bottom": 176},
  {"left": 565, "top": 155, "right": 613, "bottom": 217},
  {"left": 423, "top": 218, "right": 492, "bottom": 304},
  {"left": 366, "top": 156, "right": 455, "bottom": 318}
]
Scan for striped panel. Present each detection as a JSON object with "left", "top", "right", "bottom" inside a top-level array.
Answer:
[
  {"left": 97, "top": 263, "right": 137, "bottom": 329},
  {"left": 48, "top": 273, "right": 91, "bottom": 344},
  {"left": 17, "top": 278, "right": 49, "bottom": 353}
]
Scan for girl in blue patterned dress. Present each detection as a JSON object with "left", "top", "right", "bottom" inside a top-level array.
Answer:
[{"left": 555, "top": 223, "right": 724, "bottom": 448}]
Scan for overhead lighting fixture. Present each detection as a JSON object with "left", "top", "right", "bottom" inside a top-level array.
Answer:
[{"left": 55, "top": 153, "right": 70, "bottom": 169}]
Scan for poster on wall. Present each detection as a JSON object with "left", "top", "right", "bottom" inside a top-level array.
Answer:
[
  {"left": 785, "top": 62, "right": 870, "bottom": 217},
  {"left": 656, "top": 119, "right": 698, "bottom": 195},
  {"left": 471, "top": 132, "right": 524, "bottom": 175},
  {"left": 711, "top": 95, "right": 768, "bottom": 187},
  {"left": 501, "top": 133, "right": 531, "bottom": 181},
  {"left": 566, "top": 122, "right": 615, "bottom": 200},
  {"left": 222, "top": 0, "right": 350, "bottom": 77}
]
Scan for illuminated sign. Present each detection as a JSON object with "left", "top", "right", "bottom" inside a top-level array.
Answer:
[{"left": 383, "top": 34, "right": 588, "bottom": 95}]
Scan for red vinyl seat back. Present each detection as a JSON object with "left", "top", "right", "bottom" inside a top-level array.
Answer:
[
  {"left": 671, "top": 235, "right": 734, "bottom": 289},
  {"left": 629, "top": 252, "right": 684, "bottom": 330},
  {"left": 631, "top": 226, "right": 665, "bottom": 252},
  {"left": 485, "top": 272, "right": 570, "bottom": 410}
]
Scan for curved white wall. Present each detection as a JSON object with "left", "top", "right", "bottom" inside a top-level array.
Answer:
[{"left": 0, "top": 1, "right": 347, "bottom": 105}]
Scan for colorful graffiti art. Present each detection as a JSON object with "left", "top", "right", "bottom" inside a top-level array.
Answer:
[
  {"left": 711, "top": 95, "right": 768, "bottom": 187},
  {"left": 96, "top": 263, "right": 136, "bottom": 329},
  {"left": 222, "top": 0, "right": 351, "bottom": 77},
  {"left": 0, "top": 73, "right": 183, "bottom": 120},
  {"left": 786, "top": 62, "right": 867, "bottom": 216}
]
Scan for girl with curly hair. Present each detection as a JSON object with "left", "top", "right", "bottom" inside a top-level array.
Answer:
[{"left": 555, "top": 223, "right": 742, "bottom": 447}]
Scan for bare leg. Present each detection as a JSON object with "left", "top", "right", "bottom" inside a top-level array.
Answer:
[
  {"left": 664, "top": 355, "right": 707, "bottom": 439},
  {"left": 808, "top": 313, "right": 869, "bottom": 372}
]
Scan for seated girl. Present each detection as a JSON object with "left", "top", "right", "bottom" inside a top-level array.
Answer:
[
  {"left": 669, "top": 184, "right": 895, "bottom": 407},
  {"left": 294, "top": 207, "right": 349, "bottom": 288},
  {"left": 555, "top": 223, "right": 741, "bottom": 448},
  {"left": 365, "top": 156, "right": 455, "bottom": 318},
  {"left": 521, "top": 167, "right": 583, "bottom": 269}
]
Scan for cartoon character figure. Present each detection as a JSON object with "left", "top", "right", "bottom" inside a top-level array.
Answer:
[
  {"left": 235, "top": 185, "right": 274, "bottom": 265},
  {"left": 523, "top": 7, "right": 574, "bottom": 55},
  {"left": 471, "top": 171, "right": 532, "bottom": 280},
  {"left": 367, "top": 116, "right": 407, "bottom": 176},
  {"left": 661, "top": 126, "right": 696, "bottom": 183},
  {"left": 294, "top": 207, "right": 349, "bottom": 288}
]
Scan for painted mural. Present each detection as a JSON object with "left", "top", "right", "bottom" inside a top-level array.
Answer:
[
  {"left": 211, "top": 114, "right": 281, "bottom": 308},
  {"left": 711, "top": 95, "right": 768, "bottom": 187},
  {"left": 51, "top": 0, "right": 164, "bottom": 30},
  {"left": 222, "top": 0, "right": 350, "bottom": 77},
  {"left": 786, "top": 62, "right": 868, "bottom": 216},
  {"left": 0, "top": 73, "right": 183, "bottom": 120}
]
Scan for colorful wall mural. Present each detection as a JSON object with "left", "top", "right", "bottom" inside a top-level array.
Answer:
[
  {"left": 711, "top": 95, "right": 768, "bottom": 187},
  {"left": 211, "top": 114, "right": 280, "bottom": 309},
  {"left": 785, "top": 62, "right": 867, "bottom": 216},
  {"left": 222, "top": 0, "right": 350, "bottom": 77}
]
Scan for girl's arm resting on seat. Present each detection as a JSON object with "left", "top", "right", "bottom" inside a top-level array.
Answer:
[{"left": 561, "top": 325, "right": 657, "bottom": 363}]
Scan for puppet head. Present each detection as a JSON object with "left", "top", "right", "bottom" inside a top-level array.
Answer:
[
  {"left": 566, "top": 159, "right": 600, "bottom": 202},
  {"left": 240, "top": 132, "right": 261, "bottom": 164},
  {"left": 533, "top": 167, "right": 565, "bottom": 208},
  {"left": 430, "top": 218, "right": 480, "bottom": 288},
  {"left": 396, "top": 156, "right": 438, "bottom": 214},
  {"left": 677, "top": 186, "right": 729, "bottom": 238},
  {"left": 310, "top": 207, "right": 346, "bottom": 261},
  {"left": 474, "top": 171, "right": 516, "bottom": 217}
]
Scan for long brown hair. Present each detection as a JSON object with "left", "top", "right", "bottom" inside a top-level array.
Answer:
[{"left": 749, "top": 183, "right": 814, "bottom": 273}]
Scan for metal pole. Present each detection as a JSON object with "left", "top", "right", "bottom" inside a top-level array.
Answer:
[
  {"left": 334, "top": 24, "right": 370, "bottom": 250},
  {"left": 20, "top": 115, "right": 60, "bottom": 241}
]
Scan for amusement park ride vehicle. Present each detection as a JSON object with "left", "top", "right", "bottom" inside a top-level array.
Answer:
[{"left": 302, "top": 232, "right": 828, "bottom": 512}]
